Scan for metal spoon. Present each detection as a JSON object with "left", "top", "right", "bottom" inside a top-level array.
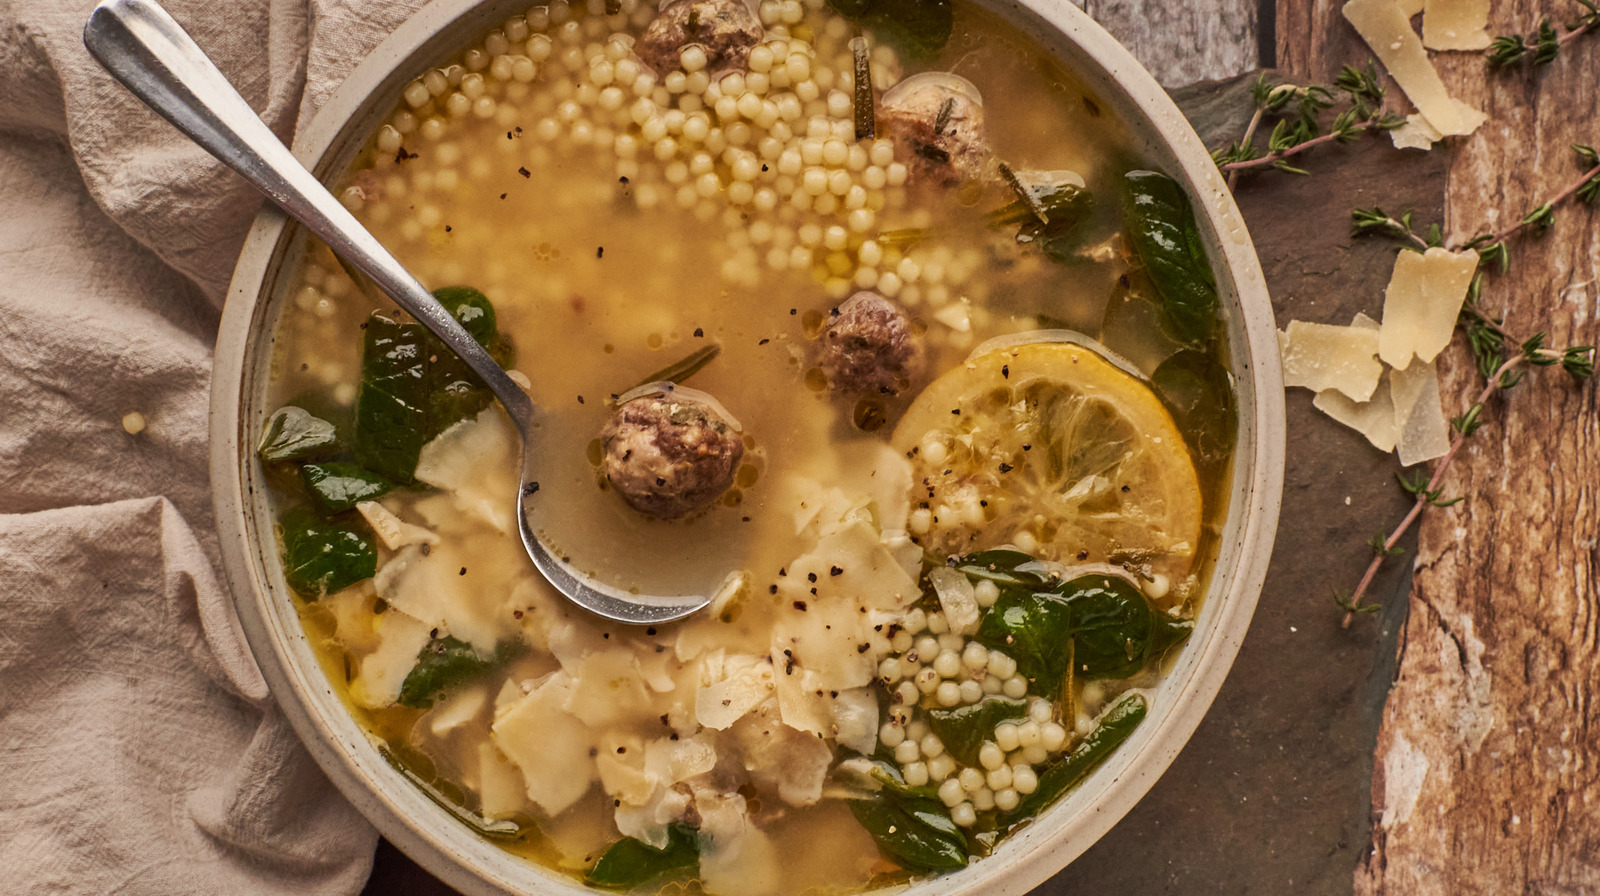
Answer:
[{"left": 85, "top": 0, "right": 714, "bottom": 624}]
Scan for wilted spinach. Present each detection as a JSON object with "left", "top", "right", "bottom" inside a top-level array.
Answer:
[
  {"left": 1056, "top": 575, "right": 1192, "bottom": 681},
  {"left": 297, "top": 461, "right": 395, "bottom": 514},
  {"left": 397, "top": 636, "right": 522, "bottom": 709},
  {"left": 974, "top": 587, "right": 1073, "bottom": 699},
  {"left": 278, "top": 506, "right": 376, "bottom": 598},
  {"left": 1152, "top": 349, "right": 1237, "bottom": 476},
  {"left": 850, "top": 794, "right": 969, "bottom": 872},
  {"left": 1123, "top": 170, "right": 1219, "bottom": 345},
  {"left": 354, "top": 313, "right": 430, "bottom": 483},
  {"left": 257, "top": 406, "right": 340, "bottom": 462},
  {"left": 926, "top": 697, "right": 1028, "bottom": 766},
  {"left": 951, "top": 550, "right": 1057, "bottom": 589},
  {"left": 587, "top": 825, "right": 699, "bottom": 890},
  {"left": 1010, "top": 692, "right": 1147, "bottom": 819},
  {"left": 827, "top": 0, "right": 952, "bottom": 63},
  {"left": 989, "top": 182, "right": 1097, "bottom": 263}
]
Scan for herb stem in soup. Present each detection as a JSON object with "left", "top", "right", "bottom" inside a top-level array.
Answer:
[{"left": 264, "top": 1, "right": 1234, "bottom": 893}]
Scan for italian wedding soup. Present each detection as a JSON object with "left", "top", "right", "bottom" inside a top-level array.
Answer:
[{"left": 260, "top": 0, "right": 1236, "bottom": 891}]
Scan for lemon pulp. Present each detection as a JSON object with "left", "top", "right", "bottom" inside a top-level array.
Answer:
[{"left": 891, "top": 341, "right": 1203, "bottom": 586}]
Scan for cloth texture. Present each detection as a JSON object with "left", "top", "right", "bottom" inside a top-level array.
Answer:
[{"left": 0, "top": 0, "right": 424, "bottom": 891}]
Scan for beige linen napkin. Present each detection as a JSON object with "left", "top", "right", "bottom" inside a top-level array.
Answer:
[{"left": 0, "top": 0, "right": 424, "bottom": 891}]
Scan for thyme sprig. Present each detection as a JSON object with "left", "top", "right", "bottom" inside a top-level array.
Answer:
[
  {"left": 1487, "top": 0, "right": 1599, "bottom": 67},
  {"left": 1212, "top": 65, "right": 1404, "bottom": 185}
]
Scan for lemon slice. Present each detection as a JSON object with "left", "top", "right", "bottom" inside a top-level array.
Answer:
[{"left": 891, "top": 341, "right": 1203, "bottom": 582}]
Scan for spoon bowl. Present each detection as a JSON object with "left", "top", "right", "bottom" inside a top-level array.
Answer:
[{"left": 85, "top": 0, "right": 713, "bottom": 624}]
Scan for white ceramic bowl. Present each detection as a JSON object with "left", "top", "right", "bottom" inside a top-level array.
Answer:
[{"left": 212, "top": 2, "right": 1284, "bottom": 893}]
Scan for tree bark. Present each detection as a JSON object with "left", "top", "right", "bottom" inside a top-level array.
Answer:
[{"left": 1286, "top": 0, "right": 1600, "bottom": 892}]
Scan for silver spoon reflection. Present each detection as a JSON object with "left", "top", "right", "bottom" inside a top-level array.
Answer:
[{"left": 84, "top": 0, "right": 714, "bottom": 624}]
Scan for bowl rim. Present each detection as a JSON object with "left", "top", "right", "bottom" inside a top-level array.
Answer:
[{"left": 211, "top": 1, "right": 1285, "bottom": 893}]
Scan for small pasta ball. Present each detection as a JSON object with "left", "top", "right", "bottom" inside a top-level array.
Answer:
[
  {"left": 919, "top": 734, "right": 945, "bottom": 759},
  {"left": 958, "top": 680, "right": 983, "bottom": 704},
  {"left": 1041, "top": 721, "right": 1069, "bottom": 752},
  {"left": 1012, "top": 764, "right": 1039, "bottom": 795},
  {"left": 951, "top": 802, "right": 978, "bottom": 827},
  {"left": 957, "top": 766, "right": 985, "bottom": 793},
  {"left": 914, "top": 636, "right": 940, "bottom": 660},
  {"left": 903, "top": 762, "right": 930, "bottom": 787},
  {"left": 1016, "top": 720, "right": 1042, "bottom": 747},
  {"left": 933, "top": 650, "right": 962, "bottom": 679},
  {"left": 978, "top": 741, "right": 1005, "bottom": 771},
  {"left": 972, "top": 787, "right": 996, "bottom": 811},
  {"left": 995, "top": 722, "right": 1021, "bottom": 753},
  {"left": 961, "top": 641, "right": 989, "bottom": 670},
  {"left": 915, "top": 667, "right": 939, "bottom": 695},
  {"left": 1003, "top": 676, "right": 1029, "bottom": 699},
  {"left": 927, "top": 754, "right": 957, "bottom": 782},
  {"left": 935, "top": 681, "right": 961, "bottom": 707},
  {"left": 879, "top": 721, "right": 905, "bottom": 748},
  {"left": 986, "top": 764, "right": 1013, "bottom": 791},
  {"left": 1023, "top": 743, "right": 1050, "bottom": 765},
  {"left": 974, "top": 580, "right": 1001, "bottom": 608},
  {"left": 927, "top": 612, "right": 949, "bottom": 635},
  {"left": 878, "top": 656, "right": 904, "bottom": 683},
  {"left": 893, "top": 739, "right": 921, "bottom": 764},
  {"left": 938, "top": 778, "right": 965, "bottom": 808},
  {"left": 993, "top": 788, "right": 1020, "bottom": 812},
  {"left": 1029, "top": 697, "right": 1053, "bottom": 723}
]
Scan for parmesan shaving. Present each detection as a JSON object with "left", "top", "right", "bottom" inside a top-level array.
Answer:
[
  {"left": 492, "top": 671, "right": 597, "bottom": 816},
  {"left": 1391, "top": 358, "right": 1451, "bottom": 464},
  {"left": 357, "top": 500, "right": 439, "bottom": 550},
  {"left": 1342, "top": 0, "right": 1482, "bottom": 136},
  {"left": 927, "top": 566, "right": 980, "bottom": 634},
  {"left": 1278, "top": 320, "right": 1384, "bottom": 401},
  {"left": 474, "top": 742, "right": 529, "bottom": 820},
  {"left": 1422, "top": 0, "right": 1491, "bottom": 50},
  {"left": 1397, "top": 0, "right": 1424, "bottom": 16},
  {"left": 1377, "top": 246, "right": 1479, "bottom": 370},
  {"left": 1390, "top": 113, "right": 1442, "bottom": 150},
  {"left": 1314, "top": 374, "right": 1399, "bottom": 452}
]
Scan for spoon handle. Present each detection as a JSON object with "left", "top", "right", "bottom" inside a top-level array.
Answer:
[{"left": 84, "top": 0, "right": 534, "bottom": 431}]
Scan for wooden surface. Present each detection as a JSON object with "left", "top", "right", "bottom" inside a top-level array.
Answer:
[
  {"left": 1072, "top": 0, "right": 1262, "bottom": 86},
  {"left": 1281, "top": 2, "right": 1600, "bottom": 894}
]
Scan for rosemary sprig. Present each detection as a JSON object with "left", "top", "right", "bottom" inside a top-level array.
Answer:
[
  {"left": 1213, "top": 65, "right": 1403, "bottom": 183},
  {"left": 1487, "top": 0, "right": 1599, "bottom": 67}
]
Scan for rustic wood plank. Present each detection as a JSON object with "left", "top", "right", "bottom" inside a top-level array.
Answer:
[
  {"left": 1351, "top": 1, "right": 1600, "bottom": 892},
  {"left": 1074, "top": 0, "right": 1259, "bottom": 86},
  {"left": 1275, "top": 0, "right": 1375, "bottom": 82}
]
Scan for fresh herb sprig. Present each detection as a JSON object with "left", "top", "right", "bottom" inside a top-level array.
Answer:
[
  {"left": 1487, "top": 0, "right": 1599, "bottom": 68},
  {"left": 1212, "top": 64, "right": 1404, "bottom": 186}
]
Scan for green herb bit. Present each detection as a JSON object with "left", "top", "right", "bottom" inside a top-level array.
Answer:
[
  {"left": 587, "top": 825, "right": 699, "bottom": 889},
  {"left": 398, "top": 636, "right": 521, "bottom": 709},
  {"left": 1009, "top": 692, "right": 1147, "bottom": 820},
  {"left": 849, "top": 795, "right": 969, "bottom": 872},
  {"left": 852, "top": 36, "right": 875, "bottom": 141},
  {"left": 629, "top": 343, "right": 723, "bottom": 392},
  {"left": 378, "top": 744, "right": 528, "bottom": 841},
  {"left": 997, "top": 161, "right": 1050, "bottom": 225},
  {"left": 258, "top": 406, "right": 340, "bottom": 462},
  {"left": 1055, "top": 575, "right": 1192, "bottom": 681},
  {"left": 1123, "top": 170, "right": 1220, "bottom": 346},
  {"left": 987, "top": 180, "right": 1095, "bottom": 264},
  {"left": 298, "top": 462, "right": 395, "bottom": 514},
  {"left": 926, "top": 697, "right": 1028, "bottom": 766},
  {"left": 278, "top": 506, "right": 376, "bottom": 598}
]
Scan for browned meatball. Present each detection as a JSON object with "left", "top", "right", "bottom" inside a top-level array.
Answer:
[
  {"left": 601, "top": 387, "right": 745, "bottom": 520},
  {"left": 879, "top": 72, "right": 990, "bottom": 189},
  {"left": 815, "top": 291, "right": 926, "bottom": 396},
  {"left": 634, "top": 0, "right": 763, "bottom": 76}
]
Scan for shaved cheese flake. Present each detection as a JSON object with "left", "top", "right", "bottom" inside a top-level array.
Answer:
[
  {"left": 696, "top": 654, "right": 775, "bottom": 729},
  {"left": 928, "top": 566, "right": 979, "bottom": 634},
  {"left": 357, "top": 500, "right": 439, "bottom": 550},
  {"left": 1391, "top": 358, "right": 1451, "bottom": 464},
  {"left": 1343, "top": 0, "right": 1482, "bottom": 136},
  {"left": 1422, "top": 0, "right": 1490, "bottom": 50},
  {"left": 415, "top": 408, "right": 519, "bottom": 534},
  {"left": 615, "top": 785, "right": 693, "bottom": 848},
  {"left": 474, "top": 742, "right": 529, "bottom": 820},
  {"left": 1314, "top": 374, "right": 1399, "bottom": 452},
  {"left": 351, "top": 608, "right": 433, "bottom": 709},
  {"left": 773, "top": 662, "right": 832, "bottom": 735},
  {"left": 492, "top": 671, "right": 596, "bottom": 816},
  {"left": 1397, "top": 0, "right": 1424, "bottom": 16},
  {"left": 565, "top": 648, "right": 654, "bottom": 728},
  {"left": 697, "top": 790, "right": 781, "bottom": 896},
  {"left": 645, "top": 733, "right": 718, "bottom": 785},
  {"left": 1279, "top": 320, "right": 1384, "bottom": 401},
  {"left": 1378, "top": 246, "right": 1479, "bottom": 369},
  {"left": 1390, "top": 113, "right": 1443, "bottom": 150},
  {"left": 830, "top": 687, "right": 880, "bottom": 757},
  {"left": 731, "top": 702, "right": 835, "bottom": 807},
  {"left": 596, "top": 732, "right": 655, "bottom": 806},
  {"left": 427, "top": 684, "right": 489, "bottom": 736}
]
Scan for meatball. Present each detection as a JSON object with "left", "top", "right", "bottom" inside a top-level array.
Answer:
[
  {"left": 635, "top": 0, "right": 763, "bottom": 76},
  {"left": 879, "top": 72, "right": 991, "bottom": 189},
  {"left": 815, "top": 291, "right": 926, "bottom": 396},
  {"left": 601, "top": 386, "right": 745, "bottom": 520}
]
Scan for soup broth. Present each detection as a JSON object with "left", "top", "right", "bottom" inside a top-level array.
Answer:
[{"left": 263, "top": 0, "right": 1236, "bottom": 892}]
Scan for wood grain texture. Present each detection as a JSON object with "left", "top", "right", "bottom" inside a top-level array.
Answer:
[
  {"left": 1276, "top": 0, "right": 1369, "bottom": 82},
  {"left": 1340, "top": 2, "right": 1600, "bottom": 893},
  {"left": 1073, "top": 0, "right": 1258, "bottom": 86}
]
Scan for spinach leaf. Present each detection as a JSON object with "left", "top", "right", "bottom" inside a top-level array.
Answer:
[
  {"left": 431, "top": 285, "right": 497, "bottom": 345},
  {"left": 1055, "top": 575, "right": 1192, "bottom": 680},
  {"left": 828, "top": 0, "right": 952, "bottom": 63},
  {"left": 587, "top": 825, "right": 699, "bottom": 890},
  {"left": 354, "top": 312, "right": 429, "bottom": 483},
  {"left": 850, "top": 795, "right": 968, "bottom": 872},
  {"left": 278, "top": 506, "right": 376, "bottom": 598},
  {"left": 926, "top": 697, "right": 1027, "bottom": 766},
  {"left": 1011, "top": 692, "right": 1147, "bottom": 819},
  {"left": 990, "top": 183, "right": 1097, "bottom": 263},
  {"left": 397, "top": 636, "right": 520, "bottom": 709},
  {"left": 952, "top": 550, "right": 1057, "bottom": 589},
  {"left": 257, "top": 406, "right": 339, "bottom": 462},
  {"left": 1123, "top": 170, "right": 1219, "bottom": 345},
  {"left": 297, "top": 462, "right": 395, "bottom": 514},
  {"left": 379, "top": 744, "right": 528, "bottom": 841},
  {"left": 1152, "top": 349, "right": 1237, "bottom": 476},
  {"left": 975, "top": 587, "right": 1073, "bottom": 699},
  {"left": 424, "top": 286, "right": 513, "bottom": 439}
]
